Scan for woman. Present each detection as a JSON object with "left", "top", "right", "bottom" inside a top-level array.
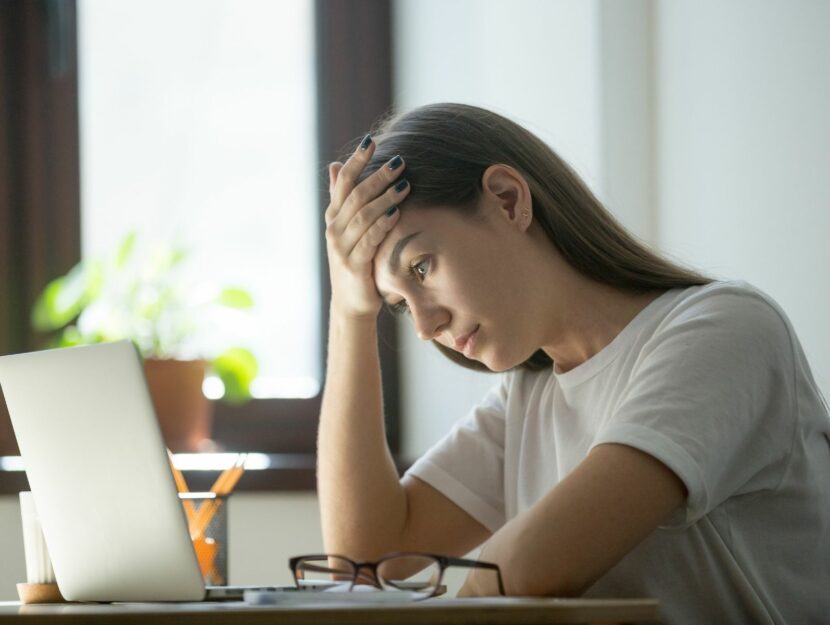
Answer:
[{"left": 317, "top": 102, "right": 830, "bottom": 624}]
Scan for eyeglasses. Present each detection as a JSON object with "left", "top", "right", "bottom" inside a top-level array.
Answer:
[{"left": 289, "top": 552, "right": 506, "bottom": 599}]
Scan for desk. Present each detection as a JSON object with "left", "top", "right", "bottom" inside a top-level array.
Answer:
[{"left": 0, "top": 598, "right": 659, "bottom": 624}]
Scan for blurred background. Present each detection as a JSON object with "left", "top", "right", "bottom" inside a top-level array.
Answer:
[{"left": 1, "top": 0, "right": 828, "bottom": 599}]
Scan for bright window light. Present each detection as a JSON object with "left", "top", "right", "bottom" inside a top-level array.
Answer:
[
  {"left": 172, "top": 453, "right": 272, "bottom": 471},
  {"left": 1, "top": 453, "right": 275, "bottom": 472},
  {"left": 202, "top": 376, "right": 225, "bottom": 401},
  {"left": 78, "top": 0, "right": 321, "bottom": 397},
  {"left": 0, "top": 456, "right": 25, "bottom": 472}
]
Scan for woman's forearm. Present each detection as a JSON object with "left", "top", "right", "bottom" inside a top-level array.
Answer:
[
  {"left": 317, "top": 306, "right": 408, "bottom": 559},
  {"left": 458, "top": 443, "right": 686, "bottom": 597}
]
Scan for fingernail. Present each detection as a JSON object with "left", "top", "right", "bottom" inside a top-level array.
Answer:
[
  {"left": 394, "top": 179, "right": 409, "bottom": 193},
  {"left": 359, "top": 134, "right": 372, "bottom": 150},
  {"left": 387, "top": 155, "right": 403, "bottom": 170},
  {"left": 386, "top": 205, "right": 399, "bottom": 217}
]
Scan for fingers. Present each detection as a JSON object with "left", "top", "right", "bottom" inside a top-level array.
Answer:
[
  {"left": 325, "top": 133, "right": 408, "bottom": 231},
  {"left": 327, "top": 134, "right": 376, "bottom": 222},
  {"left": 324, "top": 132, "right": 411, "bottom": 272},
  {"left": 324, "top": 161, "right": 345, "bottom": 226},
  {"left": 348, "top": 203, "right": 402, "bottom": 267},
  {"left": 334, "top": 152, "right": 406, "bottom": 231},
  {"left": 327, "top": 162, "right": 336, "bottom": 190},
  {"left": 340, "top": 178, "right": 411, "bottom": 257},
  {"left": 325, "top": 199, "right": 401, "bottom": 277}
]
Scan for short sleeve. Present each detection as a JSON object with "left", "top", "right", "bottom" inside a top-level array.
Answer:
[
  {"left": 404, "top": 374, "right": 510, "bottom": 532},
  {"left": 592, "top": 290, "right": 797, "bottom": 528}
]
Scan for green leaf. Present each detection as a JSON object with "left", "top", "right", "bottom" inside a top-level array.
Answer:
[
  {"left": 169, "top": 246, "right": 188, "bottom": 268},
  {"left": 57, "top": 325, "right": 85, "bottom": 347},
  {"left": 115, "top": 231, "right": 137, "bottom": 268},
  {"left": 31, "top": 262, "right": 90, "bottom": 332},
  {"left": 211, "top": 347, "right": 258, "bottom": 404},
  {"left": 85, "top": 259, "right": 105, "bottom": 301},
  {"left": 216, "top": 288, "right": 254, "bottom": 309}
]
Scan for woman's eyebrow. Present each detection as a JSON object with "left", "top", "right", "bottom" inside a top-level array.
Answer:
[{"left": 388, "top": 231, "right": 422, "bottom": 275}]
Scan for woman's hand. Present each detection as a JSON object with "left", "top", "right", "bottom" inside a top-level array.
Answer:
[{"left": 325, "top": 135, "right": 411, "bottom": 320}]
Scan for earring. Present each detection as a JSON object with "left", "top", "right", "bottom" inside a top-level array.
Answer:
[{"left": 522, "top": 208, "right": 529, "bottom": 219}]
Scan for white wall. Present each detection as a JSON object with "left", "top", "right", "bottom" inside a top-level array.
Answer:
[
  {"left": 0, "top": 498, "right": 24, "bottom": 598},
  {"left": 599, "top": 0, "right": 655, "bottom": 244},
  {"left": 654, "top": 0, "right": 830, "bottom": 395}
]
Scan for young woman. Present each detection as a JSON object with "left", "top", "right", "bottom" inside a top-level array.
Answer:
[{"left": 317, "top": 102, "right": 830, "bottom": 623}]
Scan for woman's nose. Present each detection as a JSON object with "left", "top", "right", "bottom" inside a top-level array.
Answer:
[{"left": 411, "top": 302, "right": 449, "bottom": 341}]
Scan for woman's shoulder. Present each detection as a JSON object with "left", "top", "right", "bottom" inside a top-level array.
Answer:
[
  {"left": 665, "top": 279, "right": 790, "bottom": 328},
  {"left": 655, "top": 279, "right": 797, "bottom": 359}
]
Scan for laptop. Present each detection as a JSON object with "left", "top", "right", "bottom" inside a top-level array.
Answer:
[{"left": 0, "top": 340, "right": 297, "bottom": 602}]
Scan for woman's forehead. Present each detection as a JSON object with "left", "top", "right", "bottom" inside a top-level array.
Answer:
[{"left": 379, "top": 205, "right": 462, "bottom": 251}]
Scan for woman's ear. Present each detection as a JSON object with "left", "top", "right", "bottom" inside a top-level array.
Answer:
[{"left": 480, "top": 164, "right": 532, "bottom": 230}]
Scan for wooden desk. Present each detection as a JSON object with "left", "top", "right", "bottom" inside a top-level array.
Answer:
[{"left": 0, "top": 597, "right": 659, "bottom": 624}]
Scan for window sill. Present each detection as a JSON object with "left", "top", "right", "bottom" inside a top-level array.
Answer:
[
  {"left": 0, "top": 454, "right": 413, "bottom": 495},
  {"left": 0, "top": 453, "right": 317, "bottom": 495}
]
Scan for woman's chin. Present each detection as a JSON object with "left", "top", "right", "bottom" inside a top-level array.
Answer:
[
  {"left": 479, "top": 350, "right": 521, "bottom": 373},
  {"left": 482, "top": 346, "right": 541, "bottom": 373}
]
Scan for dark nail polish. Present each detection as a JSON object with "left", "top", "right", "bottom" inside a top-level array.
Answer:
[
  {"left": 386, "top": 205, "right": 399, "bottom": 217},
  {"left": 359, "top": 134, "right": 372, "bottom": 150},
  {"left": 394, "top": 179, "right": 409, "bottom": 192},
  {"left": 387, "top": 155, "right": 403, "bottom": 170}
]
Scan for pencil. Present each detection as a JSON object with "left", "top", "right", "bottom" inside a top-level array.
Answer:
[
  {"left": 168, "top": 450, "right": 196, "bottom": 524},
  {"left": 191, "top": 453, "right": 247, "bottom": 538}
]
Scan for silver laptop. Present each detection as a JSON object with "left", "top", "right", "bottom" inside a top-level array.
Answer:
[{"left": 0, "top": 340, "right": 287, "bottom": 602}]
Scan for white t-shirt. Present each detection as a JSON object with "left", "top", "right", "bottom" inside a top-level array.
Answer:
[{"left": 406, "top": 280, "right": 830, "bottom": 625}]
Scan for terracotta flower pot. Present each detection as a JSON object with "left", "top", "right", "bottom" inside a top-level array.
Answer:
[{"left": 143, "top": 358, "right": 213, "bottom": 452}]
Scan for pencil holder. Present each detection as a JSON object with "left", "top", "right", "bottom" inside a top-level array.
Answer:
[{"left": 179, "top": 492, "right": 228, "bottom": 586}]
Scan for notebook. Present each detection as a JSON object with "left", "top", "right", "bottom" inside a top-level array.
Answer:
[{"left": 0, "top": 340, "right": 293, "bottom": 602}]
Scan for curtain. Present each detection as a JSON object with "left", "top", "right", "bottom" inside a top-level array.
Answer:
[{"left": 0, "top": 0, "right": 81, "bottom": 455}]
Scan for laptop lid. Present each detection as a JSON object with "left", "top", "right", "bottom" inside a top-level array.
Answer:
[{"left": 0, "top": 341, "right": 206, "bottom": 601}]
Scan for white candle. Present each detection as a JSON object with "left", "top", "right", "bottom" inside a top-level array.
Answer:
[{"left": 19, "top": 491, "right": 56, "bottom": 585}]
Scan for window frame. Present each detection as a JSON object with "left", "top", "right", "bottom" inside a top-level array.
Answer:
[{"left": 0, "top": 0, "right": 82, "bottom": 466}]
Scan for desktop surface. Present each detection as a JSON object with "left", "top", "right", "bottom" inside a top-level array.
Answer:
[{"left": 0, "top": 597, "right": 659, "bottom": 624}]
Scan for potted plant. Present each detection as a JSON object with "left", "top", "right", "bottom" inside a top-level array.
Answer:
[{"left": 29, "top": 232, "right": 258, "bottom": 452}]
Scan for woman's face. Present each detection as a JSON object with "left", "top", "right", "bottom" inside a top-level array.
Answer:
[{"left": 373, "top": 203, "right": 545, "bottom": 372}]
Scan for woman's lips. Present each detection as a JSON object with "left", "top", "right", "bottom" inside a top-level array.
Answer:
[{"left": 455, "top": 326, "right": 479, "bottom": 358}]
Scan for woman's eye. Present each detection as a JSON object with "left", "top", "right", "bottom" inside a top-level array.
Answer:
[{"left": 410, "top": 259, "right": 430, "bottom": 281}]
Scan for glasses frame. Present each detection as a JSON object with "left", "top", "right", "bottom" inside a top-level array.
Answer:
[{"left": 289, "top": 552, "right": 506, "bottom": 599}]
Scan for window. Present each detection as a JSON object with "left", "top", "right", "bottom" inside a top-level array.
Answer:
[
  {"left": 79, "top": 0, "right": 322, "bottom": 400},
  {"left": 0, "top": 0, "right": 399, "bottom": 492}
]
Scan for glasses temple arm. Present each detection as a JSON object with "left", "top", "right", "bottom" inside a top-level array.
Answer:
[{"left": 443, "top": 557, "right": 506, "bottom": 595}]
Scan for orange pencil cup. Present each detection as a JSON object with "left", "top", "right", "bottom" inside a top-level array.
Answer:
[{"left": 179, "top": 492, "right": 228, "bottom": 586}]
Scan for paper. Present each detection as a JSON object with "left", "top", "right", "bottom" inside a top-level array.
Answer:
[{"left": 244, "top": 584, "right": 430, "bottom": 606}]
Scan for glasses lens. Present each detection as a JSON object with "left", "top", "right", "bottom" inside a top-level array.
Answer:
[
  {"left": 377, "top": 555, "right": 441, "bottom": 594},
  {"left": 294, "top": 556, "right": 355, "bottom": 586}
]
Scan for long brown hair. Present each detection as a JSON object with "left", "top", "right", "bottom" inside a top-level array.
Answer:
[{"left": 348, "top": 103, "right": 713, "bottom": 372}]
